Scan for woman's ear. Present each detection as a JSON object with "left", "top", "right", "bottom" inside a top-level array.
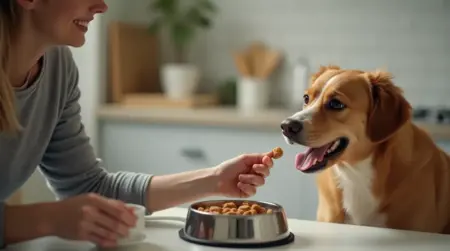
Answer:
[{"left": 366, "top": 70, "right": 412, "bottom": 143}]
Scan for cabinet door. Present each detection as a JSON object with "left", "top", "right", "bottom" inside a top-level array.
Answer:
[{"left": 99, "top": 121, "right": 319, "bottom": 220}]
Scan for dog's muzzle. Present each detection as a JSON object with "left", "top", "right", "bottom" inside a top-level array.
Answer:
[{"left": 280, "top": 118, "right": 304, "bottom": 139}]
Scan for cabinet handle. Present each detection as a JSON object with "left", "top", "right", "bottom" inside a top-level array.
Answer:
[{"left": 180, "top": 148, "right": 205, "bottom": 160}]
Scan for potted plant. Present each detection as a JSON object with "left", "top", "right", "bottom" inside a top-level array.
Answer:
[{"left": 148, "top": 0, "right": 218, "bottom": 100}]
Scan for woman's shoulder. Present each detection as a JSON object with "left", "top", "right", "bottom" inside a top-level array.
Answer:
[
  {"left": 45, "top": 45, "right": 75, "bottom": 62},
  {"left": 43, "top": 46, "right": 78, "bottom": 80}
]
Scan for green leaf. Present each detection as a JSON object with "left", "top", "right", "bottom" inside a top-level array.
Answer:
[
  {"left": 184, "top": 5, "right": 213, "bottom": 29},
  {"left": 199, "top": 0, "right": 217, "bottom": 13},
  {"left": 171, "top": 22, "right": 194, "bottom": 48},
  {"left": 185, "top": 7, "right": 202, "bottom": 24},
  {"left": 149, "top": 0, "right": 178, "bottom": 15},
  {"left": 197, "top": 16, "right": 210, "bottom": 28}
]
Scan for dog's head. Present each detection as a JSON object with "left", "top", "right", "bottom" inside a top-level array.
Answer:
[{"left": 281, "top": 65, "right": 412, "bottom": 173}]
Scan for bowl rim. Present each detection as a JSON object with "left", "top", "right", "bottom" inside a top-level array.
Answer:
[{"left": 188, "top": 199, "right": 285, "bottom": 218}]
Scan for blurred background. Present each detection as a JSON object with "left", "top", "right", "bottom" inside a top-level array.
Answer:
[{"left": 11, "top": 0, "right": 450, "bottom": 220}]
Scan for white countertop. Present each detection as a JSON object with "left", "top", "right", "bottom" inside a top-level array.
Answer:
[
  {"left": 97, "top": 105, "right": 450, "bottom": 140},
  {"left": 4, "top": 207, "right": 450, "bottom": 251}
]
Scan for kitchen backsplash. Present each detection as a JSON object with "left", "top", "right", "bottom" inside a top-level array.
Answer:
[{"left": 116, "top": 0, "right": 450, "bottom": 107}]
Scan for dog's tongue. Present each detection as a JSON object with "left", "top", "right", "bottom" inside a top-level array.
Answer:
[{"left": 295, "top": 142, "right": 333, "bottom": 171}]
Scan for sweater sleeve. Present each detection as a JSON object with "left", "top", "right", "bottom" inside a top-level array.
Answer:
[{"left": 39, "top": 48, "right": 152, "bottom": 207}]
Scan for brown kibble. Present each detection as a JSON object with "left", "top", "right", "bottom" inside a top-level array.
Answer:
[
  {"left": 238, "top": 205, "right": 250, "bottom": 211},
  {"left": 251, "top": 204, "right": 260, "bottom": 210},
  {"left": 251, "top": 204, "right": 265, "bottom": 213},
  {"left": 272, "top": 147, "right": 284, "bottom": 159},
  {"left": 222, "top": 208, "right": 231, "bottom": 214},
  {"left": 223, "top": 202, "right": 237, "bottom": 208},
  {"left": 194, "top": 201, "right": 273, "bottom": 216},
  {"left": 242, "top": 210, "right": 252, "bottom": 215},
  {"left": 266, "top": 209, "right": 273, "bottom": 214},
  {"left": 249, "top": 209, "right": 257, "bottom": 215}
]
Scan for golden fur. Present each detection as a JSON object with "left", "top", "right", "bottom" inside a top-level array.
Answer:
[{"left": 294, "top": 65, "right": 450, "bottom": 233}]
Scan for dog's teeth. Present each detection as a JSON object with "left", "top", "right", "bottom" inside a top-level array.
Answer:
[{"left": 331, "top": 141, "right": 340, "bottom": 151}]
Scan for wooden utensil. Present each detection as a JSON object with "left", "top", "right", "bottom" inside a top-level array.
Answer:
[
  {"left": 248, "top": 41, "right": 267, "bottom": 78},
  {"left": 233, "top": 52, "right": 251, "bottom": 77},
  {"left": 260, "top": 49, "right": 282, "bottom": 80}
]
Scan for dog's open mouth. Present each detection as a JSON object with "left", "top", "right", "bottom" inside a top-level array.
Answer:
[{"left": 296, "top": 137, "right": 349, "bottom": 173}]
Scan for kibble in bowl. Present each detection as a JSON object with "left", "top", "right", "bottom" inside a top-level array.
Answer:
[{"left": 196, "top": 201, "right": 274, "bottom": 215}]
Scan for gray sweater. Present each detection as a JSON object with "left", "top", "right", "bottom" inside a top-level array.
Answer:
[{"left": 0, "top": 46, "right": 152, "bottom": 246}]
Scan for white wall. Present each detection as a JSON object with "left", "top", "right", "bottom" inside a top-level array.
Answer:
[{"left": 119, "top": 0, "right": 450, "bottom": 107}]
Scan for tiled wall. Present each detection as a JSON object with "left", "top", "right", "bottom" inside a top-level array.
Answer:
[{"left": 117, "top": 0, "right": 450, "bottom": 107}]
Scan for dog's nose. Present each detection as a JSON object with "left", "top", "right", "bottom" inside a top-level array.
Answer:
[{"left": 280, "top": 119, "right": 303, "bottom": 135}]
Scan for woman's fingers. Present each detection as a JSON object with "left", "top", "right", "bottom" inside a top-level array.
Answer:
[
  {"left": 237, "top": 182, "right": 256, "bottom": 197},
  {"left": 252, "top": 164, "right": 270, "bottom": 177},
  {"left": 89, "top": 209, "right": 130, "bottom": 237},
  {"left": 262, "top": 155, "right": 274, "bottom": 168},
  {"left": 89, "top": 194, "right": 136, "bottom": 227},
  {"left": 239, "top": 174, "right": 265, "bottom": 186}
]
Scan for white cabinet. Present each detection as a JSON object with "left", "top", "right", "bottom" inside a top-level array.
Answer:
[
  {"left": 99, "top": 121, "right": 319, "bottom": 220},
  {"left": 99, "top": 120, "right": 450, "bottom": 221},
  {"left": 437, "top": 141, "right": 450, "bottom": 153}
]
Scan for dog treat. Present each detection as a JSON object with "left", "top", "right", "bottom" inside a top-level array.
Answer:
[
  {"left": 272, "top": 147, "right": 284, "bottom": 159},
  {"left": 195, "top": 201, "right": 274, "bottom": 215}
]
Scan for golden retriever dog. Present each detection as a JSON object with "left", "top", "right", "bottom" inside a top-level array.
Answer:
[{"left": 280, "top": 65, "right": 450, "bottom": 234}]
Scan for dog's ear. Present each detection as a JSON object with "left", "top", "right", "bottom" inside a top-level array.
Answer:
[
  {"left": 310, "top": 65, "right": 341, "bottom": 85},
  {"left": 366, "top": 70, "right": 412, "bottom": 143}
]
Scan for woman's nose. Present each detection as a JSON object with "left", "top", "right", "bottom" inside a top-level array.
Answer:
[{"left": 91, "top": 1, "right": 108, "bottom": 14}]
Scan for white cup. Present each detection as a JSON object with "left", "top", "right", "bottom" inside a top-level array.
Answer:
[{"left": 117, "top": 203, "right": 146, "bottom": 245}]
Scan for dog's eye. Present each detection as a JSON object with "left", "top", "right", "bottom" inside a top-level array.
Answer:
[
  {"left": 303, "top": 94, "right": 310, "bottom": 105},
  {"left": 327, "top": 98, "right": 346, "bottom": 110}
]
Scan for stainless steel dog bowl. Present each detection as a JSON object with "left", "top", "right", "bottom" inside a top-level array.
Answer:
[{"left": 178, "top": 200, "right": 295, "bottom": 248}]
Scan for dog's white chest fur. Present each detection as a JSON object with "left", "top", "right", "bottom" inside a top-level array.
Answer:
[{"left": 333, "top": 157, "right": 386, "bottom": 227}]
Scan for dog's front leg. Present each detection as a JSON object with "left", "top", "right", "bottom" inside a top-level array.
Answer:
[{"left": 316, "top": 172, "right": 345, "bottom": 223}]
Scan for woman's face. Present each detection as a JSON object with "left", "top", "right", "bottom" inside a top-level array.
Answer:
[{"left": 17, "top": 0, "right": 108, "bottom": 47}]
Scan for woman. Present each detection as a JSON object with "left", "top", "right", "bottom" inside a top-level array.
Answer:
[{"left": 0, "top": 0, "right": 275, "bottom": 248}]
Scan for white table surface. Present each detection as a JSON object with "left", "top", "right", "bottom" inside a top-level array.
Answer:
[{"left": 3, "top": 207, "right": 450, "bottom": 251}]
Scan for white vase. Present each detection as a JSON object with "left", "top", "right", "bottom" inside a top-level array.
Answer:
[
  {"left": 237, "top": 77, "right": 270, "bottom": 114},
  {"left": 161, "top": 63, "right": 200, "bottom": 100}
]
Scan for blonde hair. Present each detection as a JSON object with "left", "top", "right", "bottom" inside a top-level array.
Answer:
[{"left": 0, "top": 0, "right": 21, "bottom": 133}]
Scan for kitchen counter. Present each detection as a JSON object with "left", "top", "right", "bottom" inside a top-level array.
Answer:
[
  {"left": 5, "top": 207, "right": 450, "bottom": 251},
  {"left": 97, "top": 105, "right": 450, "bottom": 140}
]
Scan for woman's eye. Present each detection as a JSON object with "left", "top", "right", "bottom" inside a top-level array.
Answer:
[
  {"left": 303, "top": 94, "right": 310, "bottom": 105},
  {"left": 327, "top": 98, "right": 346, "bottom": 110}
]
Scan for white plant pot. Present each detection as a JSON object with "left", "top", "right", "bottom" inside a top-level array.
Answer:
[{"left": 161, "top": 64, "right": 200, "bottom": 100}]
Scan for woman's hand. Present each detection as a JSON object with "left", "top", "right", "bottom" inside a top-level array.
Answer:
[
  {"left": 213, "top": 151, "right": 275, "bottom": 198},
  {"left": 49, "top": 193, "right": 136, "bottom": 248}
]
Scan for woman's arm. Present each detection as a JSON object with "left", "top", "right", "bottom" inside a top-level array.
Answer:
[
  {"left": 39, "top": 47, "right": 152, "bottom": 206},
  {"left": 146, "top": 168, "right": 219, "bottom": 212},
  {"left": 2, "top": 202, "right": 55, "bottom": 245}
]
